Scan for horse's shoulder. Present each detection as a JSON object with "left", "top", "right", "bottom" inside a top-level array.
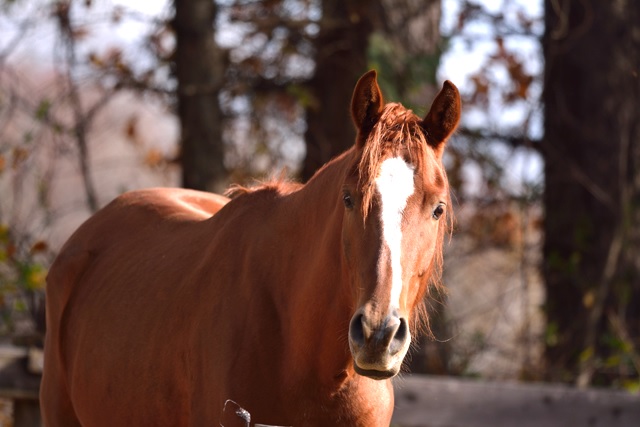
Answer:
[{"left": 45, "top": 239, "right": 94, "bottom": 322}]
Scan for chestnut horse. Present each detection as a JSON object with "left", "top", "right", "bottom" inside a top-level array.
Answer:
[{"left": 40, "top": 70, "right": 460, "bottom": 427}]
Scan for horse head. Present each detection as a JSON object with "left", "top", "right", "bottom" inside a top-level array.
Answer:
[{"left": 342, "top": 70, "right": 460, "bottom": 379}]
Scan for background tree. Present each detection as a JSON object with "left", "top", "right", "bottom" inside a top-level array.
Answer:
[
  {"left": 300, "top": 0, "right": 373, "bottom": 180},
  {"left": 543, "top": 0, "right": 640, "bottom": 387},
  {"left": 302, "top": 0, "right": 443, "bottom": 181},
  {"left": 174, "top": 0, "right": 226, "bottom": 192},
  {"left": 218, "top": 0, "right": 443, "bottom": 184}
]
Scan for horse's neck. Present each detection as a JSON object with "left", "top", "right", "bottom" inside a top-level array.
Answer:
[
  {"left": 285, "top": 150, "right": 351, "bottom": 278},
  {"left": 274, "top": 152, "right": 356, "bottom": 386}
]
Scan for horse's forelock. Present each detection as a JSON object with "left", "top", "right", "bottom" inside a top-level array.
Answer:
[{"left": 357, "top": 103, "right": 434, "bottom": 218}]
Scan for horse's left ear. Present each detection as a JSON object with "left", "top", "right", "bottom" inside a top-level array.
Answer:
[
  {"left": 422, "top": 80, "right": 461, "bottom": 156},
  {"left": 351, "top": 70, "right": 384, "bottom": 146}
]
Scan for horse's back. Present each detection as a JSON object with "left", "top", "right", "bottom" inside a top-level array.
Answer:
[
  {"left": 41, "top": 188, "right": 230, "bottom": 427},
  {"left": 45, "top": 187, "right": 229, "bottom": 321}
]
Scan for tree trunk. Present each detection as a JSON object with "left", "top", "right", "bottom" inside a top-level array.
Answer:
[
  {"left": 173, "top": 0, "right": 226, "bottom": 192},
  {"left": 542, "top": 0, "right": 640, "bottom": 386},
  {"left": 300, "top": 0, "right": 373, "bottom": 181},
  {"left": 302, "top": 0, "right": 442, "bottom": 182}
]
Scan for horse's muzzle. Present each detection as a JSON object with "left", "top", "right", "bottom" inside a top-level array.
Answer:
[{"left": 348, "top": 309, "right": 410, "bottom": 379}]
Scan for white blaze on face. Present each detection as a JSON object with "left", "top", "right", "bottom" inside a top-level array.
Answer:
[{"left": 375, "top": 157, "right": 416, "bottom": 312}]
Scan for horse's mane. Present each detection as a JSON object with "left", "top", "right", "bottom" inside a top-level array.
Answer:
[
  {"left": 357, "top": 102, "right": 453, "bottom": 338},
  {"left": 224, "top": 176, "right": 303, "bottom": 199}
]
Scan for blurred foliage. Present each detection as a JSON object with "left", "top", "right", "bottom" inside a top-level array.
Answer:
[{"left": 0, "top": 223, "right": 48, "bottom": 337}]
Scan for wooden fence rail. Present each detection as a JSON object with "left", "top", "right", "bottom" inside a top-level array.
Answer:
[{"left": 392, "top": 375, "right": 640, "bottom": 427}]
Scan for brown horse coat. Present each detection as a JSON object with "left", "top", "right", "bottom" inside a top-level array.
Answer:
[{"left": 41, "top": 71, "right": 460, "bottom": 427}]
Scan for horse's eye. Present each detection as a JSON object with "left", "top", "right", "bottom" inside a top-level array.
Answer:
[
  {"left": 343, "top": 192, "right": 354, "bottom": 210},
  {"left": 432, "top": 204, "right": 445, "bottom": 220}
]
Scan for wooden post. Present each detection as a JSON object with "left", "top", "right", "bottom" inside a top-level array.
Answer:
[{"left": 0, "top": 345, "right": 42, "bottom": 427}]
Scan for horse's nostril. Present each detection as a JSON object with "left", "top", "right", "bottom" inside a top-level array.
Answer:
[
  {"left": 389, "top": 317, "right": 409, "bottom": 355},
  {"left": 349, "top": 313, "right": 366, "bottom": 346},
  {"left": 396, "top": 317, "right": 408, "bottom": 341}
]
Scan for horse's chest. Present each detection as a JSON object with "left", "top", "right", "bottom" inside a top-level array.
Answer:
[{"left": 286, "top": 380, "right": 394, "bottom": 426}]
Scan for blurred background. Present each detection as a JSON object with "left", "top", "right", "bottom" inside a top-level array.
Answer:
[{"left": 0, "top": 0, "right": 638, "bottom": 416}]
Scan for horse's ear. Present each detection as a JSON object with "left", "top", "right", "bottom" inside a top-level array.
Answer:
[
  {"left": 422, "top": 80, "right": 461, "bottom": 156},
  {"left": 351, "top": 70, "right": 384, "bottom": 143}
]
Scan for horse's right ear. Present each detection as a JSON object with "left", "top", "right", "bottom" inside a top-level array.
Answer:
[{"left": 351, "top": 70, "right": 384, "bottom": 143}]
